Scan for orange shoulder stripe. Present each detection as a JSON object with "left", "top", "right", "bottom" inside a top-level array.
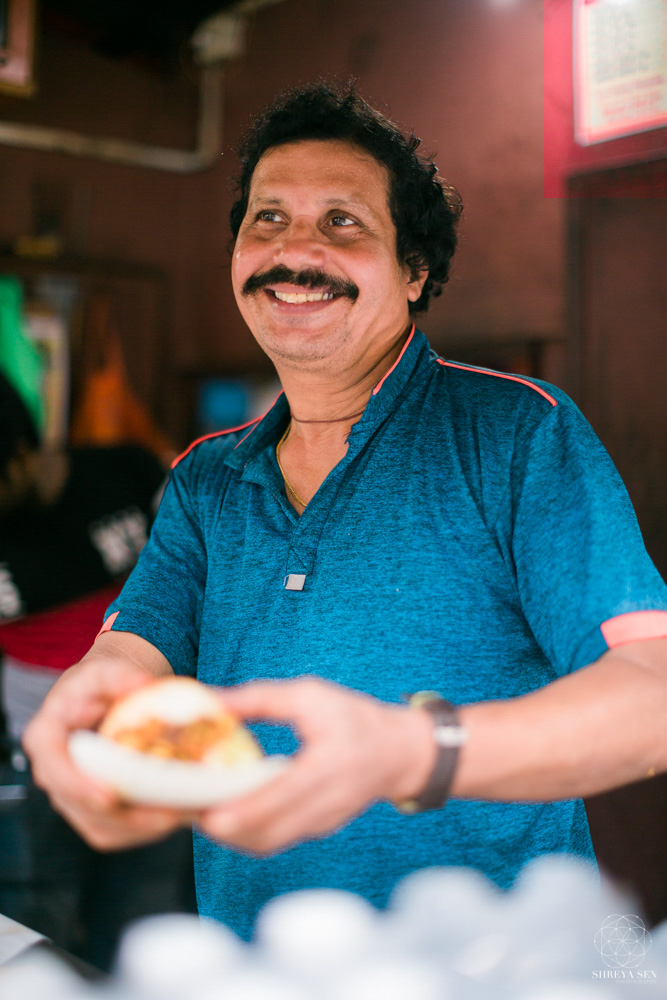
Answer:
[
  {"left": 436, "top": 359, "right": 558, "bottom": 407},
  {"left": 372, "top": 325, "right": 415, "bottom": 396},
  {"left": 171, "top": 419, "right": 262, "bottom": 469}
]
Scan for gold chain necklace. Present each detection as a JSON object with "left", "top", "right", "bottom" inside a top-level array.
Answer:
[{"left": 276, "top": 421, "right": 308, "bottom": 508}]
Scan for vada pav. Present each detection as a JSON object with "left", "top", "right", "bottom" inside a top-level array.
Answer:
[{"left": 68, "top": 677, "right": 287, "bottom": 808}]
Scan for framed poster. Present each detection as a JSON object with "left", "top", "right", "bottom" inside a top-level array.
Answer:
[
  {"left": 574, "top": 0, "right": 667, "bottom": 145},
  {"left": 0, "top": 0, "right": 36, "bottom": 97}
]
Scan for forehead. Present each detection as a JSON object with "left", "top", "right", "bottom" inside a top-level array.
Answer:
[{"left": 248, "top": 139, "right": 392, "bottom": 212}]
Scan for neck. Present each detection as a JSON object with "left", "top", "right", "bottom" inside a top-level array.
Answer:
[{"left": 275, "top": 323, "right": 412, "bottom": 447}]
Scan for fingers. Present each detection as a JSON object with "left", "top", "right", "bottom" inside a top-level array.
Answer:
[
  {"left": 215, "top": 677, "right": 333, "bottom": 726},
  {"left": 50, "top": 656, "right": 157, "bottom": 731},
  {"left": 199, "top": 679, "right": 436, "bottom": 855},
  {"left": 26, "top": 710, "right": 186, "bottom": 850},
  {"left": 47, "top": 789, "right": 188, "bottom": 851},
  {"left": 23, "top": 653, "right": 181, "bottom": 852},
  {"left": 25, "top": 669, "right": 130, "bottom": 807},
  {"left": 198, "top": 758, "right": 343, "bottom": 854},
  {"left": 24, "top": 702, "right": 116, "bottom": 811},
  {"left": 198, "top": 738, "right": 377, "bottom": 855}
]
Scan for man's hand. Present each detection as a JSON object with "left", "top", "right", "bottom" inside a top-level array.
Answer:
[
  {"left": 199, "top": 677, "right": 436, "bottom": 855},
  {"left": 23, "top": 632, "right": 188, "bottom": 850}
]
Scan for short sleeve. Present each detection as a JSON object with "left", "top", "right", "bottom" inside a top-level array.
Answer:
[
  {"left": 506, "top": 400, "right": 667, "bottom": 675},
  {"left": 100, "top": 452, "right": 207, "bottom": 676}
]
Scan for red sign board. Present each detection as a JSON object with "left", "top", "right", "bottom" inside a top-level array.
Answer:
[{"left": 574, "top": 0, "right": 667, "bottom": 144}]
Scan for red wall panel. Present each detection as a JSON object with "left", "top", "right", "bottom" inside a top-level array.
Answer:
[{"left": 544, "top": 0, "right": 667, "bottom": 198}]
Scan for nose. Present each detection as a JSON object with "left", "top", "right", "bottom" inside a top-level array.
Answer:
[{"left": 273, "top": 217, "right": 327, "bottom": 269}]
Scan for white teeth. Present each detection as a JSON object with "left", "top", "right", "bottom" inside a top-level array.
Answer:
[{"left": 273, "top": 290, "right": 335, "bottom": 303}]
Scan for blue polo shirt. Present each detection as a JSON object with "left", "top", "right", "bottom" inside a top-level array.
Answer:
[{"left": 104, "top": 328, "right": 667, "bottom": 940}]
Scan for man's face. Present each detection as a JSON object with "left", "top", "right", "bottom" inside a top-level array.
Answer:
[{"left": 231, "top": 139, "right": 425, "bottom": 374}]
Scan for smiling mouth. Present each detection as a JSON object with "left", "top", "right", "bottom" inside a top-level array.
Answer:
[
  {"left": 270, "top": 289, "right": 338, "bottom": 304},
  {"left": 242, "top": 267, "right": 359, "bottom": 303}
]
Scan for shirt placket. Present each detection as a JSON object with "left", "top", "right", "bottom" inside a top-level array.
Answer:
[{"left": 230, "top": 329, "right": 428, "bottom": 598}]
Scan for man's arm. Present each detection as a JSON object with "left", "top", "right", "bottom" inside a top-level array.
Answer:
[
  {"left": 453, "top": 637, "right": 667, "bottom": 799},
  {"left": 23, "top": 631, "right": 190, "bottom": 850},
  {"left": 197, "top": 637, "right": 667, "bottom": 855}
]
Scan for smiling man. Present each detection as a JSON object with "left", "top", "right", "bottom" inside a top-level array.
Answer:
[
  {"left": 231, "top": 134, "right": 433, "bottom": 512},
  {"left": 24, "top": 85, "right": 667, "bottom": 941}
]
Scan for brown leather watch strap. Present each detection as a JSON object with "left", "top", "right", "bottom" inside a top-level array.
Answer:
[{"left": 396, "top": 693, "right": 467, "bottom": 814}]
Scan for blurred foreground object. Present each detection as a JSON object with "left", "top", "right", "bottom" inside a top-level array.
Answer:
[
  {"left": 2, "top": 855, "right": 666, "bottom": 999},
  {"left": 70, "top": 294, "right": 175, "bottom": 464},
  {"left": 0, "top": 375, "right": 194, "bottom": 970},
  {"left": 0, "top": 277, "right": 44, "bottom": 434}
]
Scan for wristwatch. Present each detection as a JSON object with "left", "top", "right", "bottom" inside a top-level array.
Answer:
[{"left": 395, "top": 691, "right": 468, "bottom": 814}]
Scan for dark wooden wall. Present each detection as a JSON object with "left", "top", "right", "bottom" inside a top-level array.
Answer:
[
  {"left": 566, "top": 169, "right": 667, "bottom": 926},
  {"left": 569, "top": 183, "right": 667, "bottom": 580}
]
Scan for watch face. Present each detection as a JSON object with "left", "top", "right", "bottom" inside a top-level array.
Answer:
[{"left": 409, "top": 690, "right": 443, "bottom": 709}]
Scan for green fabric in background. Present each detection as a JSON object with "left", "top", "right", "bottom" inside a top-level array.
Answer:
[{"left": 0, "top": 276, "right": 45, "bottom": 434}]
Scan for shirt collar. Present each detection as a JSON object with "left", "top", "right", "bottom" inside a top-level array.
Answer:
[{"left": 224, "top": 324, "right": 429, "bottom": 470}]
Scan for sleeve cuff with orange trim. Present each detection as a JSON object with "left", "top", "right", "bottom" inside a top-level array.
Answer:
[
  {"left": 573, "top": 609, "right": 667, "bottom": 670},
  {"left": 96, "top": 611, "right": 119, "bottom": 641},
  {"left": 601, "top": 610, "right": 667, "bottom": 648}
]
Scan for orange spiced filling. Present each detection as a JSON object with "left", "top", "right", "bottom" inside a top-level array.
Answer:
[{"left": 112, "top": 715, "right": 236, "bottom": 761}]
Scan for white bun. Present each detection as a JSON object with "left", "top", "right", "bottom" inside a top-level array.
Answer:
[
  {"left": 99, "top": 676, "right": 226, "bottom": 735},
  {"left": 69, "top": 676, "right": 287, "bottom": 808}
]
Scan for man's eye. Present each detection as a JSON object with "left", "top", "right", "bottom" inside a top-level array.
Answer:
[
  {"left": 256, "top": 211, "right": 282, "bottom": 223},
  {"left": 329, "top": 215, "right": 356, "bottom": 227}
]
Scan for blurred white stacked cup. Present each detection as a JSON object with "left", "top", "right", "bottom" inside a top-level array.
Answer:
[
  {"left": 114, "top": 913, "right": 243, "bottom": 999},
  {"left": 254, "top": 888, "right": 379, "bottom": 993},
  {"left": 194, "top": 967, "right": 311, "bottom": 1000},
  {"left": 496, "top": 855, "right": 615, "bottom": 990},
  {"left": 327, "top": 955, "right": 443, "bottom": 1000},
  {"left": 2, "top": 857, "right": 666, "bottom": 999},
  {"left": 385, "top": 866, "right": 514, "bottom": 998},
  {"left": 388, "top": 866, "right": 503, "bottom": 962},
  {"left": 254, "top": 886, "right": 451, "bottom": 1000}
]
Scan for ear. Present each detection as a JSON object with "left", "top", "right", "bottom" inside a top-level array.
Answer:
[{"left": 406, "top": 267, "right": 429, "bottom": 304}]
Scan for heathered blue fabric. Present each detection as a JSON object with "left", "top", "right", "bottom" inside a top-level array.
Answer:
[{"left": 106, "top": 329, "right": 667, "bottom": 940}]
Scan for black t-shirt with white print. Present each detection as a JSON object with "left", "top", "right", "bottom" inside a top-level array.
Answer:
[{"left": 0, "top": 446, "right": 165, "bottom": 621}]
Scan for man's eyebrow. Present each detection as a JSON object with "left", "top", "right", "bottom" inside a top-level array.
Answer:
[
  {"left": 322, "top": 196, "right": 380, "bottom": 215},
  {"left": 247, "top": 196, "right": 283, "bottom": 207},
  {"left": 248, "top": 193, "right": 380, "bottom": 217}
]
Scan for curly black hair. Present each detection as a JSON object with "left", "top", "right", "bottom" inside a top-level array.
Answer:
[{"left": 229, "top": 84, "right": 462, "bottom": 314}]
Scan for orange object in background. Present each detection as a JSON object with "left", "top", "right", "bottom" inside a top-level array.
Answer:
[{"left": 70, "top": 295, "right": 175, "bottom": 464}]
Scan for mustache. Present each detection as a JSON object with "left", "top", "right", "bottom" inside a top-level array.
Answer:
[{"left": 241, "top": 266, "right": 359, "bottom": 301}]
